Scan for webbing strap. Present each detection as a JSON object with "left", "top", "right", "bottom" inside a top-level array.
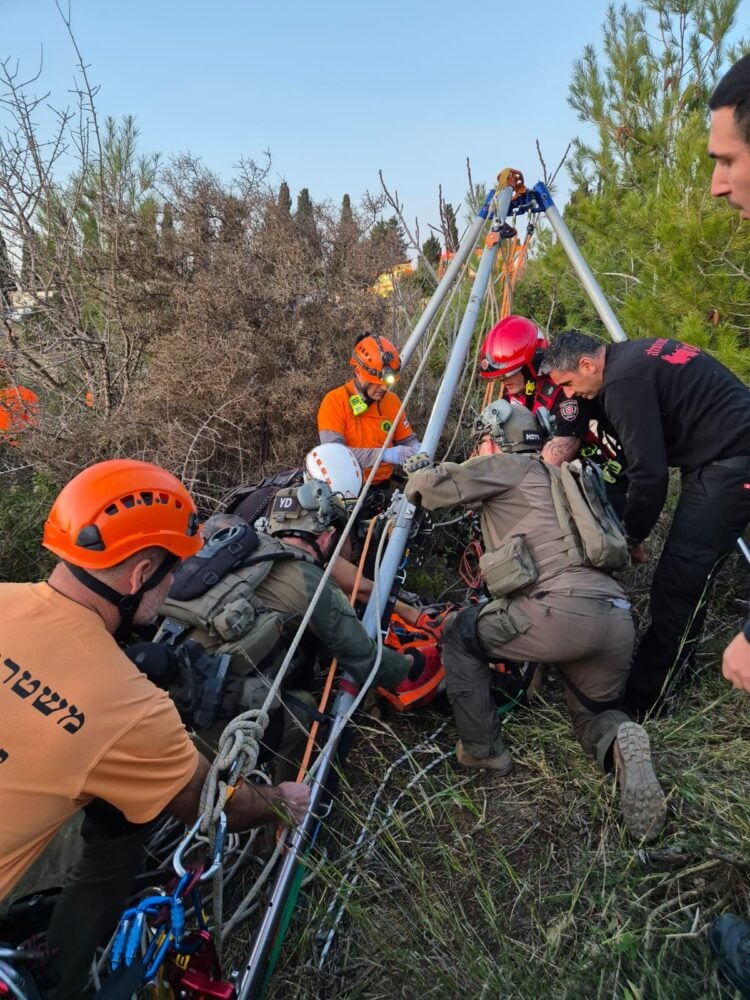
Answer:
[
  {"left": 67, "top": 554, "right": 178, "bottom": 641},
  {"left": 555, "top": 666, "right": 622, "bottom": 714}
]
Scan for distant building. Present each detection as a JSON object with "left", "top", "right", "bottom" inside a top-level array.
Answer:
[{"left": 371, "top": 261, "right": 414, "bottom": 298}]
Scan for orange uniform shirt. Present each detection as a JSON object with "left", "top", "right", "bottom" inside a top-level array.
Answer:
[
  {"left": 0, "top": 583, "right": 199, "bottom": 898},
  {"left": 317, "top": 380, "right": 414, "bottom": 484}
]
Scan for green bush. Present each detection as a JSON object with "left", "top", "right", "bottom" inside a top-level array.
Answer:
[{"left": 0, "top": 469, "right": 57, "bottom": 582}]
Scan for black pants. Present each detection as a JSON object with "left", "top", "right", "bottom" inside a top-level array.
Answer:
[
  {"left": 44, "top": 803, "right": 155, "bottom": 999},
  {"left": 624, "top": 457, "right": 750, "bottom": 715}
]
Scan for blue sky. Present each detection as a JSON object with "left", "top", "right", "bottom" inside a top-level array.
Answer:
[{"left": 2, "top": 0, "right": 748, "bottom": 241}]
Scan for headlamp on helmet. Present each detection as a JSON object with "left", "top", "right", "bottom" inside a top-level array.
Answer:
[{"left": 350, "top": 334, "right": 401, "bottom": 386}]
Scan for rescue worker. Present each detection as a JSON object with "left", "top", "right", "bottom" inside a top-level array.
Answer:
[
  {"left": 540, "top": 331, "right": 750, "bottom": 718},
  {"left": 317, "top": 333, "right": 421, "bottom": 485},
  {"left": 479, "top": 315, "right": 627, "bottom": 512},
  {"left": 703, "top": 53, "right": 750, "bottom": 996},
  {"left": 222, "top": 442, "right": 422, "bottom": 625},
  {"left": 0, "top": 459, "right": 309, "bottom": 998},
  {"left": 404, "top": 404, "right": 667, "bottom": 842},
  {"left": 0, "top": 361, "right": 39, "bottom": 445},
  {"left": 159, "top": 479, "right": 428, "bottom": 779},
  {"left": 709, "top": 51, "right": 750, "bottom": 218}
]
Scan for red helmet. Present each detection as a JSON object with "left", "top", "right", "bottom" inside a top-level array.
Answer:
[
  {"left": 43, "top": 459, "right": 202, "bottom": 570},
  {"left": 350, "top": 335, "right": 401, "bottom": 386},
  {"left": 479, "top": 315, "right": 548, "bottom": 380}
]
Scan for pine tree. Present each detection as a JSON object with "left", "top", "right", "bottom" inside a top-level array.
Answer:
[
  {"left": 514, "top": 0, "right": 750, "bottom": 378},
  {"left": 422, "top": 233, "right": 441, "bottom": 268},
  {"left": 295, "top": 188, "right": 314, "bottom": 226},
  {"left": 444, "top": 203, "right": 459, "bottom": 252},
  {"left": 294, "top": 187, "right": 320, "bottom": 255},
  {"left": 340, "top": 193, "right": 354, "bottom": 229},
  {"left": 370, "top": 217, "right": 408, "bottom": 267},
  {"left": 277, "top": 181, "right": 292, "bottom": 215}
]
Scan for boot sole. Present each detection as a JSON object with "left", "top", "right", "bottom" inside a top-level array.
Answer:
[{"left": 615, "top": 722, "right": 667, "bottom": 842}]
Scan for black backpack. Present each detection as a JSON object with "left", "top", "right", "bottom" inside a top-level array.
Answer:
[{"left": 223, "top": 468, "right": 304, "bottom": 527}]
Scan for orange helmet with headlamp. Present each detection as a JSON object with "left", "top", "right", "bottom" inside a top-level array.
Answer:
[{"left": 350, "top": 334, "right": 401, "bottom": 387}]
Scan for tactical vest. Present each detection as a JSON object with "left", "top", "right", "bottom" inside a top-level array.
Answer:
[
  {"left": 477, "top": 456, "right": 627, "bottom": 599},
  {"left": 158, "top": 531, "right": 313, "bottom": 679},
  {"left": 546, "top": 459, "right": 629, "bottom": 571}
]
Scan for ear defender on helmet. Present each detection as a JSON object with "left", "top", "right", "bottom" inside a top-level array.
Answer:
[
  {"left": 268, "top": 481, "right": 346, "bottom": 538},
  {"left": 475, "top": 402, "right": 554, "bottom": 453}
]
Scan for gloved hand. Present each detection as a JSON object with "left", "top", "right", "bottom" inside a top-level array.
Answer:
[
  {"left": 403, "top": 451, "right": 432, "bottom": 475},
  {"left": 382, "top": 445, "right": 415, "bottom": 466}
]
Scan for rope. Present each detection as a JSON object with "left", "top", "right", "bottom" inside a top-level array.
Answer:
[
  {"left": 200, "top": 252, "right": 469, "bottom": 827},
  {"left": 294, "top": 515, "right": 378, "bottom": 783}
]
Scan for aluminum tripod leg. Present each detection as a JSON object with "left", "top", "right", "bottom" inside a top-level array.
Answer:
[
  {"left": 236, "top": 182, "right": 514, "bottom": 1000},
  {"left": 532, "top": 182, "right": 628, "bottom": 344}
]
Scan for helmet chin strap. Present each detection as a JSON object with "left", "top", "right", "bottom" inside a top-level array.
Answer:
[{"left": 65, "top": 554, "right": 179, "bottom": 643}]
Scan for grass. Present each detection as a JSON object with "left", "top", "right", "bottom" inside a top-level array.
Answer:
[
  {"left": 235, "top": 529, "right": 750, "bottom": 1000},
  {"left": 254, "top": 662, "right": 750, "bottom": 999}
]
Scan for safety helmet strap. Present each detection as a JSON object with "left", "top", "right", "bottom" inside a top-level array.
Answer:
[{"left": 66, "top": 553, "right": 179, "bottom": 642}]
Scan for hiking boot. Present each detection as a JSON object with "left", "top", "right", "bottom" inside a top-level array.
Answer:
[
  {"left": 707, "top": 914, "right": 750, "bottom": 997},
  {"left": 612, "top": 722, "right": 667, "bottom": 842},
  {"left": 455, "top": 739, "right": 514, "bottom": 775}
]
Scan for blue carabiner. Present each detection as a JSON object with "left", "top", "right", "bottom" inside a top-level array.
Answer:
[{"left": 200, "top": 811, "right": 227, "bottom": 881}]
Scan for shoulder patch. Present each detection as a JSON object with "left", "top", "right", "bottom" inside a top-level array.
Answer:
[{"left": 558, "top": 399, "right": 580, "bottom": 422}]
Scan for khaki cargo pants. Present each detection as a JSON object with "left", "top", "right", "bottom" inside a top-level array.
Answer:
[{"left": 442, "top": 591, "right": 635, "bottom": 770}]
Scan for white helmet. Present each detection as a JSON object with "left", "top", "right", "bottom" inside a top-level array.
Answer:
[{"left": 305, "top": 443, "right": 363, "bottom": 501}]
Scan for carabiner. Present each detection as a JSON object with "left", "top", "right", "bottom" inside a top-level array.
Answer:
[
  {"left": 200, "top": 811, "right": 227, "bottom": 881},
  {"left": 173, "top": 816, "right": 203, "bottom": 878}
]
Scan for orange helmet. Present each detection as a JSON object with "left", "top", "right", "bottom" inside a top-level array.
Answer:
[
  {"left": 43, "top": 459, "right": 201, "bottom": 570},
  {"left": 350, "top": 334, "right": 401, "bottom": 386}
]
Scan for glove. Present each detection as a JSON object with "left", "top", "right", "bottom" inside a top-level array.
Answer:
[
  {"left": 403, "top": 451, "right": 432, "bottom": 475},
  {"left": 382, "top": 445, "right": 414, "bottom": 466}
]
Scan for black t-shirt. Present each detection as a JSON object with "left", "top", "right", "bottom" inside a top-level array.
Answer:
[
  {"left": 507, "top": 378, "right": 627, "bottom": 486},
  {"left": 600, "top": 338, "right": 750, "bottom": 541}
]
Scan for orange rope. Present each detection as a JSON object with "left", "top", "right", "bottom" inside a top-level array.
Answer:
[{"left": 294, "top": 515, "right": 377, "bottom": 781}]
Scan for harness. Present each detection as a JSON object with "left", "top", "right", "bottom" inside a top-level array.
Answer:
[{"left": 156, "top": 524, "right": 316, "bottom": 711}]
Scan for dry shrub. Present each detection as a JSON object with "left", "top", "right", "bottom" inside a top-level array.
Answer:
[{"left": 13, "top": 153, "right": 435, "bottom": 508}]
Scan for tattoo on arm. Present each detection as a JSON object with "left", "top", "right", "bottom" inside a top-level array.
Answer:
[{"left": 541, "top": 436, "right": 581, "bottom": 467}]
